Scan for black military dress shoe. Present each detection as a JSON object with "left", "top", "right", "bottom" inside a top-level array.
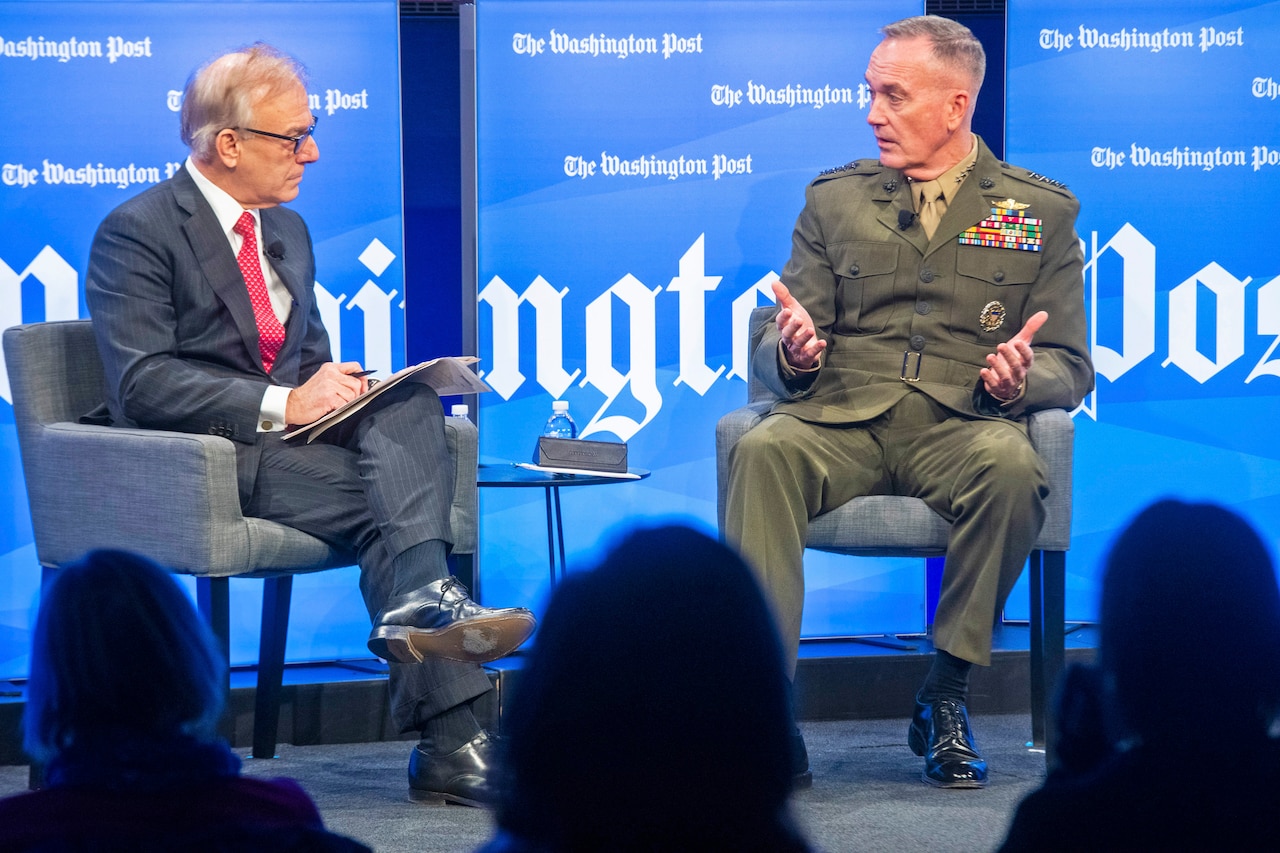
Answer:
[
  {"left": 368, "top": 578, "right": 536, "bottom": 665},
  {"left": 408, "top": 731, "right": 497, "bottom": 807},
  {"left": 907, "top": 696, "right": 988, "bottom": 788}
]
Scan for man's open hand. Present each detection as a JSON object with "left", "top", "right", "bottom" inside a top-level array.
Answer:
[
  {"left": 980, "top": 311, "right": 1047, "bottom": 402},
  {"left": 773, "top": 281, "right": 826, "bottom": 370}
]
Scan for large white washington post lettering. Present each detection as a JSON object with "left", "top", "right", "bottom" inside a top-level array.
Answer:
[
  {"left": 350, "top": 238, "right": 398, "bottom": 372},
  {"left": 477, "top": 275, "right": 580, "bottom": 400},
  {"left": 0, "top": 246, "right": 79, "bottom": 404},
  {"left": 347, "top": 279, "right": 397, "bottom": 374},
  {"left": 477, "top": 276, "right": 525, "bottom": 398},
  {"left": 579, "top": 273, "right": 662, "bottom": 441},
  {"left": 1164, "top": 262, "right": 1249, "bottom": 383},
  {"left": 1089, "top": 224, "right": 1155, "bottom": 383},
  {"left": 668, "top": 234, "right": 725, "bottom": 394},
  {"left": 1246, "top": 275, "right": 1280, "bottom": 383},
  {"left": 525, "top": 275, "right": 582, "bottom": 399},
  {"left": 728, "top": 272, "right": 779, "bottom": 381},
  {"left": 315, "top": 284, "right": 346, "bottom": 360}
]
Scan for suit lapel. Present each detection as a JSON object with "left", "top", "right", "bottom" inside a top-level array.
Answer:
[
  {"left": 173, "top": 169, "right": 266, "bottom": 369},
  {"left": 260, "top": 208, "right": 309, "bottom": 364}
]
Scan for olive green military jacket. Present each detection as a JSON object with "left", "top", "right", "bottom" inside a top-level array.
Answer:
[{"left": 755, "top": 137, "right": 1094, "bottom": 424}]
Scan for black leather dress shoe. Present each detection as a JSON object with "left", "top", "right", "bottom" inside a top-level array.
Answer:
[
  {"left": 907, "top": 696, "right": 988, "bottom": 788},
  {"left": 408, "top": 731, "right": 496, "bottom": 807},
  {"left": 368, "top": 578, "right": 536, "bottom": 665}
]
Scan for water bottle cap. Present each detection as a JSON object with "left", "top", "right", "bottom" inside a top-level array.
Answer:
[
  {"left": 450, "top": 404, "right": 469, "bottom": 417},
  {"left": 552, "top": 400, "right": 569, "bottom": 413}
]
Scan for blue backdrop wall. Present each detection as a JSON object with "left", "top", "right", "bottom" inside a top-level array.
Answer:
[
  {"left": 1, "top": 0, "right": 405, "bottom": 678},
  {"left": 6, "top": 0, "right": 1277, "bottom": 684},
  {"left": 1005, "top": 0, "right": 1280, "bottom": 619}
]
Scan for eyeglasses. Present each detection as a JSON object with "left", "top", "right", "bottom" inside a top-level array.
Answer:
[{"left": 236, "top": 115, "right": 318, "bottom": 154}]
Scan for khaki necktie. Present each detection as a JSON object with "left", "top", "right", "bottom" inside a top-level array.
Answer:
[{"left": 917, "top": 180, "right": 945, "bottom": 240}]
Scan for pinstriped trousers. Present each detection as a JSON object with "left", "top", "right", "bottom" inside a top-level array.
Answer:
[{"left": 245, "top": 381, "right": 492, "bottom": 732}]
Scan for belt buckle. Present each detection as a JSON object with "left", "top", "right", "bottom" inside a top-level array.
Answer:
[{"left": 900, "top": 351, "right": 922, "bottom": 382}]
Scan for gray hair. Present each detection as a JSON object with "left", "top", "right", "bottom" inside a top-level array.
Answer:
[
  {"left": 882, "top": 15, "right": 986, "bottom": 91},
  {"left": 180, "top": 42, "right": 308, "bottom": 161}
]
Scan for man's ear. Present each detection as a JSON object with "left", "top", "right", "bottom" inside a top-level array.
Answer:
[
  {"left": 214, "top": 128, "right": 242, "bottom": 168},
  {"left": 944, "top": 90, "right": 971, "bottom": 133}
]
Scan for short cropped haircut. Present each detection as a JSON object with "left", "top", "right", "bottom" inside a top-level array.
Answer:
[
  {"left": 882, "top": 15, "right": 986, "bottom": 91},
  {"left": 23, "top": 550, "right": 227, "bottom": 763},
  {"left": 180, "top": 42, "right": 308, "bottom": 161}
]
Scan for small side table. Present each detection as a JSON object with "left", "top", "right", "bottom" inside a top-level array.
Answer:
[{"left": 475, "top": 462, "right": 650, "bottom": 596}]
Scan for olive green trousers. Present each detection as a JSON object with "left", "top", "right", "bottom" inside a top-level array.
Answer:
[{"left": 725, "top": 390, "right": 1048, "bottom": 676}]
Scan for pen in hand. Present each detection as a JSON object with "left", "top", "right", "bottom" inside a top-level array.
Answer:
[{"left": 350, "top": 368, "right": 379, "bottom": 388}]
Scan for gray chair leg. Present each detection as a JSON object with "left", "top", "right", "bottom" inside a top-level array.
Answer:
[{"left": 253, "top": 576, "right": 293, "bottom": 759}]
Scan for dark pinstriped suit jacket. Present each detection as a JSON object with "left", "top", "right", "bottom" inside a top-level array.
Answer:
[{"left": 85, "top": 166, "right": 331, "bottom": 503}]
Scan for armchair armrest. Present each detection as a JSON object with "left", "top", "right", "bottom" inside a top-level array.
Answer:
[
  {"left": 443, "top": 415, "right": 479, "bottom": 556},
  {"left": 30, "top": 423, "right": 248, "bottom": 571},
  {"left": 1027, "top": 407, "right": 1075, "bottom": 551},
  {"left": 714, "top": 401, "right": 775, "bottom": 534}
]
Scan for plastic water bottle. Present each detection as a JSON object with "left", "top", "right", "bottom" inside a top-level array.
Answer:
[
  {"left": 542, "top": 400, "right": 577, "bottom": 439},
  {"left": 449, "top": 403, "right": 469, "bottom": 420}
]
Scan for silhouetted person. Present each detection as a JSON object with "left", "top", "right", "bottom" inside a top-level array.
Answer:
[
  {"left": 1000, "top": 499, "right": 1280, "bottom": 852},
  {"left": 0, "top": 549, "right": 368, "bottom": 852},
  {"left": 478, "top": 525, "right": 811, "bottom": 853}
]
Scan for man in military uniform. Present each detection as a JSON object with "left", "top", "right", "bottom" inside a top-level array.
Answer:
[{"left": 725, "top": 15, "right": 1093, "bottom": 788}]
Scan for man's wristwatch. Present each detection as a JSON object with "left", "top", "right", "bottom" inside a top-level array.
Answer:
[{"left": 992, "top": 380, "right": 1025, "bottom": 404}]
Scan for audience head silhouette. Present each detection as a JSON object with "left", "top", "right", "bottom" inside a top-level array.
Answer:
[
  {"left": 999, "top": 499, "right": 1280, "bottom": 852},
  {"left": 23, "top": 548, "right": 225, "bottom": 763},
  {"left": 1099, "top": 498, "right": 1280, "bottom": 746},
  {"left": 5, "top": 549, "right": 370, "bottom": 852},
  {"left": 485, "top": 524, "right": 809, "bottom": 852}
]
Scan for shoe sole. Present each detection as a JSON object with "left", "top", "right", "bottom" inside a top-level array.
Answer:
[
  {"left": 921, "top": 772, "right": 988, "bottom": 789},
  {"left": 370, "top": 612, "right": 536, "bottom": 664},
  {"left": 407, "top": 787, "right": 487, "bottom": 808}
]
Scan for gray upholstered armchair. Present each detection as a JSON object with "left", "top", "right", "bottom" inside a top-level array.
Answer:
[
  {"left": 715, "top": 306, "right": 1072, "bottom": 752},
  {"left": 3, "top": 319, "right": 478, "bottom": 761}
]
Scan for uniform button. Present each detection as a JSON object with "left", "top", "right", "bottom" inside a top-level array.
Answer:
[
  {"left": 919, "top": 268, "right": 934, "bottom": 283},
  {"left": 849, "top": 264, "right": 860, "bottom": 276},
  {"left": 915, "top": 301, "right": 931, "bottom": 315},
  {"left": 910, "top": 335, "right": 926, "bottom": 351},
  {"left": 994, "top": 271, "right": 1005, "bottom": 283}
]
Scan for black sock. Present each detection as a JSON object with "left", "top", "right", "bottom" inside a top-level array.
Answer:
[
  {"left": 919, "top": 649, "right": 973, "bottom": 704},
  {"left": 390, "top": 540, "right": 449, "bottom": 598},
  {"left": 419, "top": 703, "right": 481, "bottom": 755}
]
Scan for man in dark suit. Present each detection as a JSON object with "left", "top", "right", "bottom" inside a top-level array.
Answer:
[
  {"left": 85, "top": 43, "right": 532, "bottom": 806},
  {"left": 725, "top": 16, "right": 1094, "bottom": 789}
]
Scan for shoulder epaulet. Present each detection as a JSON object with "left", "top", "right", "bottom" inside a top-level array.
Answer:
[
  {"left": 813, "top": 159, "right": 880, "bottom": 184},
  {"left": 1002, "top": 162, "right": 1074, "bottom": 196}
]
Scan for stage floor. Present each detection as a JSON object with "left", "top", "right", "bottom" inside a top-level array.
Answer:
[{"left": 0, "top": 623, "right": 1099, "bottom": 765}]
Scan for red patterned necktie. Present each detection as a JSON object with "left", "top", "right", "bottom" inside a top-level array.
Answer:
[{"left": 233, "top": 211, "right": 286, "bottom": 372}]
